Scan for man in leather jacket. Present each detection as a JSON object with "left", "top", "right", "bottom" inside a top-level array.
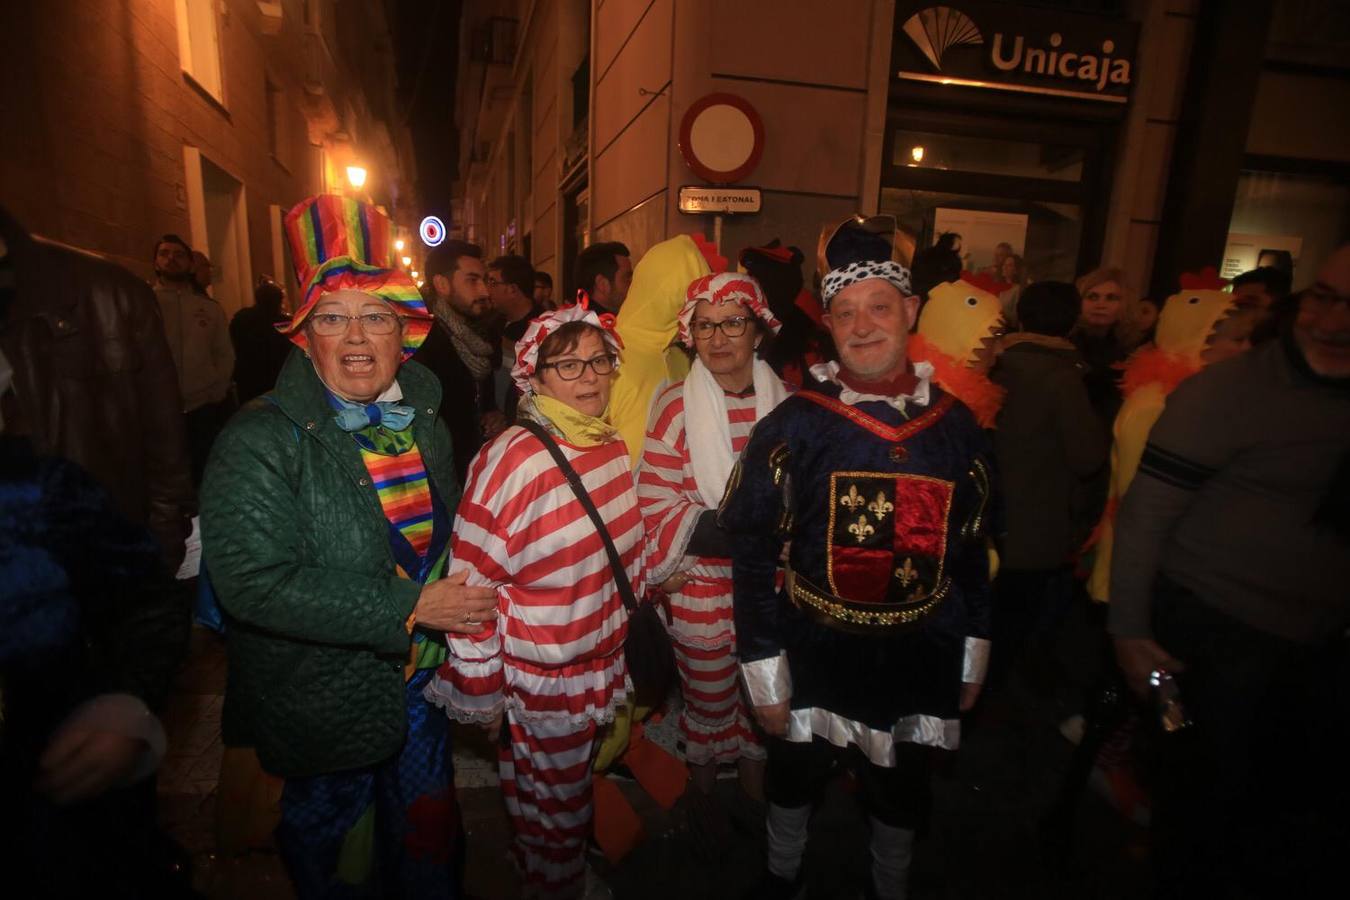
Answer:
[
  {"left": 0, "top": 207, "right": 195, "bottom": 894},
  {"left": 0, "top": 206, "right": 194, "bottom": 572}
]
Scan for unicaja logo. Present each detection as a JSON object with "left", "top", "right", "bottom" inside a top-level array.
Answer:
[
  {"left": 901, "top": 6, "right": 983, "bottom": 71},
  {"left": 901, "top": 5, "right": 1133, "bottom": 93},
  {"left": 991, "top": 32, "right": 1131, "bottom": 92}
]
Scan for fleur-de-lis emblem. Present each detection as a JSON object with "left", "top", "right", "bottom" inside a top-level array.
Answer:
[
  {"left": 839, "top": 484, "right": 865, "bottom": 511},
  {"left": 868, "top": 492, "right": 894, "bottom": 521},
  {"left": 848, "top": 515, "right": 875, "bottom": 543},
  {"left": 894, "top": 557, "right": 918, "bottom": 587}
]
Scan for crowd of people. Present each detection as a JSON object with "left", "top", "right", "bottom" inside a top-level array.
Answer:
[{"left": 1, "top": 192, "right": 1347, "bottom": 900}]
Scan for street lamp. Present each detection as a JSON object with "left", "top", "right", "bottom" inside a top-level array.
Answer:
[
  {"left": 401, "top": 255, "right": 412, "bottom": 267},
  {"left": 345, "top": 164, "right": 368, "bottom": 189},
  {"left": 394, "top": 238, "right": 405, "bottom": 252},
  {"left": 410, "top": 270, "right": 420, "bottom": 280}
]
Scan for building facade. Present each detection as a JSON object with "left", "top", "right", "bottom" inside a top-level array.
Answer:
[
  {"left": 454, "top": 0, "right": 1349, "bottom": 300},
  {"left": 1, "top": 0, "right": 419, "bottom": 318}
]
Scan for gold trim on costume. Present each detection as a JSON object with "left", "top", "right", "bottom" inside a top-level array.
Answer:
[{"left": 787, "top": 568, "right": 949, "bottom": 632}]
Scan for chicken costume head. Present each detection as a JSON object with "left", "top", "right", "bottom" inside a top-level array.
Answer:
[
  {"left": 1120, "top": 267, "right": 1239, "bottom": 399},
  {"left": 907, "top": 272, "right": 1008, "bottom": 428}
]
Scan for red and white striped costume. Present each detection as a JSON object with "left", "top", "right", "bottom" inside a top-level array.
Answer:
[
  {"left": 637, "top": 380, "right": 768, "bottom": 766},
  {"left": 427, "top": 424, "right": 642, "bottom": 899}
]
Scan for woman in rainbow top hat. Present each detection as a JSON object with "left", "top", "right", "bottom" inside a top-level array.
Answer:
[{"left": 201, "top": 194, "right": 496, "bottom": 897}]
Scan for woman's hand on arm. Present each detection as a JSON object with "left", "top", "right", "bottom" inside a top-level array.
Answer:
[{"left": 414, "top": 568, "right": 499, "bottom": 633}]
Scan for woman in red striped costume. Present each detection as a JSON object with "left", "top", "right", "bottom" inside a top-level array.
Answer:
[
  {"left": 637, "top": 273, "right": 788, "bottom": 805},
  {"left": 426, "top": 302, "right": 642, "bottom": 899}
]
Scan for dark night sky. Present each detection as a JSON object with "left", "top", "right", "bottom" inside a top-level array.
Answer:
[{"left": 392, "top": 0, "right": 462, "bottom": 220}]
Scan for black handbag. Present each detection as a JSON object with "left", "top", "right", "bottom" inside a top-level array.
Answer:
[{"left": 518, "top": 419, "right": 677, "bottom": 708}]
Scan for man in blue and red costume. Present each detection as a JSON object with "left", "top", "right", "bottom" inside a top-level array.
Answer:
[{"left": 720, "top": 217, "right": 993, "bottom": 900}]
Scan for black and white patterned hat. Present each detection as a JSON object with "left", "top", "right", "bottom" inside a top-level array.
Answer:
[{"left": 819, "top": 216, "right": 912, "bottom": 306}]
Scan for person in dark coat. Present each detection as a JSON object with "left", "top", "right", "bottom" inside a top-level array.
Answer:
[
  {"left": 1, "top": 222, "right": 192, "bottom": 896},
  {"left": 990, "top": 281, "right": 1108, "bottom": 688},
  {"left": 415, "top": 240, "right": 503, "bottom": 483},
  {"left": 0, "top": 206, "right": 193, "bottom": 572},
  {"left": 229, "top": 278, "right": 292, "bottom": 403},
  {"left": 202, "top": 194, "right": 497, "bottom": 897}
]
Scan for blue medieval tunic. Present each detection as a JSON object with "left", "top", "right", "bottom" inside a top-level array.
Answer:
[{"left": 720, "top": 365, "right": 993, "bottom": 765}]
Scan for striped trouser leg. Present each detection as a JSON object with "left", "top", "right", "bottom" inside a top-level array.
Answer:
[
  {"left": 499, "top": 711, "right": 597, "bottom": 900},
  {"left": 673, "top": 641, "right": 765, "bottom": 767}
]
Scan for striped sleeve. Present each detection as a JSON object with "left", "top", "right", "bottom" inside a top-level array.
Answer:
[
  {"left": 637, "top": 382, "right": 705, "bottom": 586},
  {"left": 428, "top": 432, "right": 522, "bottom": 723}
]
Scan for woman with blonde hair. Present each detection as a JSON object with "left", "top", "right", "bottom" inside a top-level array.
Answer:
[{"left": 1072, "top": 266, "right": 1143, "bottom": 429}]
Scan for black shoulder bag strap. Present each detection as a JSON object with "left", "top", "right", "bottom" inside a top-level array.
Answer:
[{"left": 518, "top": 419, "right": 639, "bottom": 614}]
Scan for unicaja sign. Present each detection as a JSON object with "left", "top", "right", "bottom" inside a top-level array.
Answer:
[
  {"left": 894, "top": 2, "right": 1138, "bottom": 104},
  {"left": 989, "top": 32, "right": 1131, "bottom": 93}
]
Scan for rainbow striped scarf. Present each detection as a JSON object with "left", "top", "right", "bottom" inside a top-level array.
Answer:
[{"left": 359, "top": 445, "right": 435, "bottom": 563}]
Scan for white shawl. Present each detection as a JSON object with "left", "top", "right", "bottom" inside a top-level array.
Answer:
[{"left": 682, "top": 357, "right": 788, "bottom": 509}]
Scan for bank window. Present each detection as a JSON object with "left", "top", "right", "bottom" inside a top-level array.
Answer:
[
  {"left": 174, "top": 0, "right": 224, "bottom": 103},
  {"left": 882, "top": 187, "right": 1083, "bottom": 284},
  {"left": 880, "top": 112, "right": 1106, "bottom": 283},
  {"left": 1225, "top": 169, "right": 1350, "bottom": 288},
  {"left": 892, "top": 129, "right": 1085, "bottom": 183}
]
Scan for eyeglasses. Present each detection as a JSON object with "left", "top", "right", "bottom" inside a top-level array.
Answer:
[
  {"left": 309, "top": 312, "right": 403, "bottom": 336},
  {"left": 1303, "top": 284, "right": 1350, "bottom": 313},
  {"left": 539, "top": 353, "right": 616, "bottom": 380},
  {"left": 690, "top": 316, "right": 751, "bottom": 339}
]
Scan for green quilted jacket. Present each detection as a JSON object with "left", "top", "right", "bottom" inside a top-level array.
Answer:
[{"left": 200, "top": 350, "right": 460, "bottom": 777}]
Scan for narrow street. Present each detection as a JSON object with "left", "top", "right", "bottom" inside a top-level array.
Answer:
[{"left": 159, "top": 609, "right": 1149, "bottom": 899}]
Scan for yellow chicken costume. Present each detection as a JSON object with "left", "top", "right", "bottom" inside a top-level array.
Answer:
[
  {"left": 609, "top": 233, "right": 724, "bottom": 464},
  {"left": 908, "top": 272, "right": 1008, "bottom": 429},
  {"left": 1087, "top": 268, "right": 1238, "bottom": 602}
]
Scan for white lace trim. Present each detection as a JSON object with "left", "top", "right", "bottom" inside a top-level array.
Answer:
[
  {"left": 421, "top": 679, "right": 504, "bottom": 725},
  {"left": 807, "top": 360, "right": 934, "bottom": 412},
  {"left": 422, "top": 673, "right": 631, "bottom": 729}
]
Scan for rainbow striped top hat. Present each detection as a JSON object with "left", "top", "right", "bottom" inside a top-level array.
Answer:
[{"left": 279, "top": 194, "right": 433, "bottom": 360}]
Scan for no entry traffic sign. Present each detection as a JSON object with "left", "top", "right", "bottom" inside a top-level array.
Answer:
[{"left": 678, "top": 93, "right": 765, "bottom": 185}]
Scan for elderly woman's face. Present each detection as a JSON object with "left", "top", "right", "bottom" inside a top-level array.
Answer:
[
  {"left": 531, "top": 328, "right": 614, "bottom": 418},
  {"left": 691, "top": 300, "right": 758, "bottom": 380},
  {"left": 305, "top": 290, "right": 404, "bottom": 402}
]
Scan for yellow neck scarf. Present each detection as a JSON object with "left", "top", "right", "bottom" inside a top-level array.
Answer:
[{"left": 528, "top": 393, "right": 617, "bottom": 447}]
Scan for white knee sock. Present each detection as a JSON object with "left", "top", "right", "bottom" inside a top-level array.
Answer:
[
  {"left": 869, "top": 816, "right": 915, "bottom": 899},
  {"left": 766, "top": 803, "right": 812, "bottom": 880}
]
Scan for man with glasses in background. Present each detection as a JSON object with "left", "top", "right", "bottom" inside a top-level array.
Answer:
[
  {"left": 1109, "top": 244, "right": 1350, "bottom": 898},
  {"left": 415, "top": 240, "right": 503, "bottom": 482}
]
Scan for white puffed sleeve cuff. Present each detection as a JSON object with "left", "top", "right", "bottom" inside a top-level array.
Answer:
[
  {"left": 962, "top": 637, "right": 991, "bottom": 685},
  {"left": 740, "top": 652, "right": 792, "bottom": 707}
]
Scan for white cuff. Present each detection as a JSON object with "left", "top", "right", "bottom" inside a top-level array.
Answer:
[
  {"left": 962, "top": 637, "right": 991, "bottom": 685},
  {"left": 740, "top": 652, "right": 792, "bottom": 706},
  {"left": 57, "top": 693, "right": 167, "bottom": 784}
]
